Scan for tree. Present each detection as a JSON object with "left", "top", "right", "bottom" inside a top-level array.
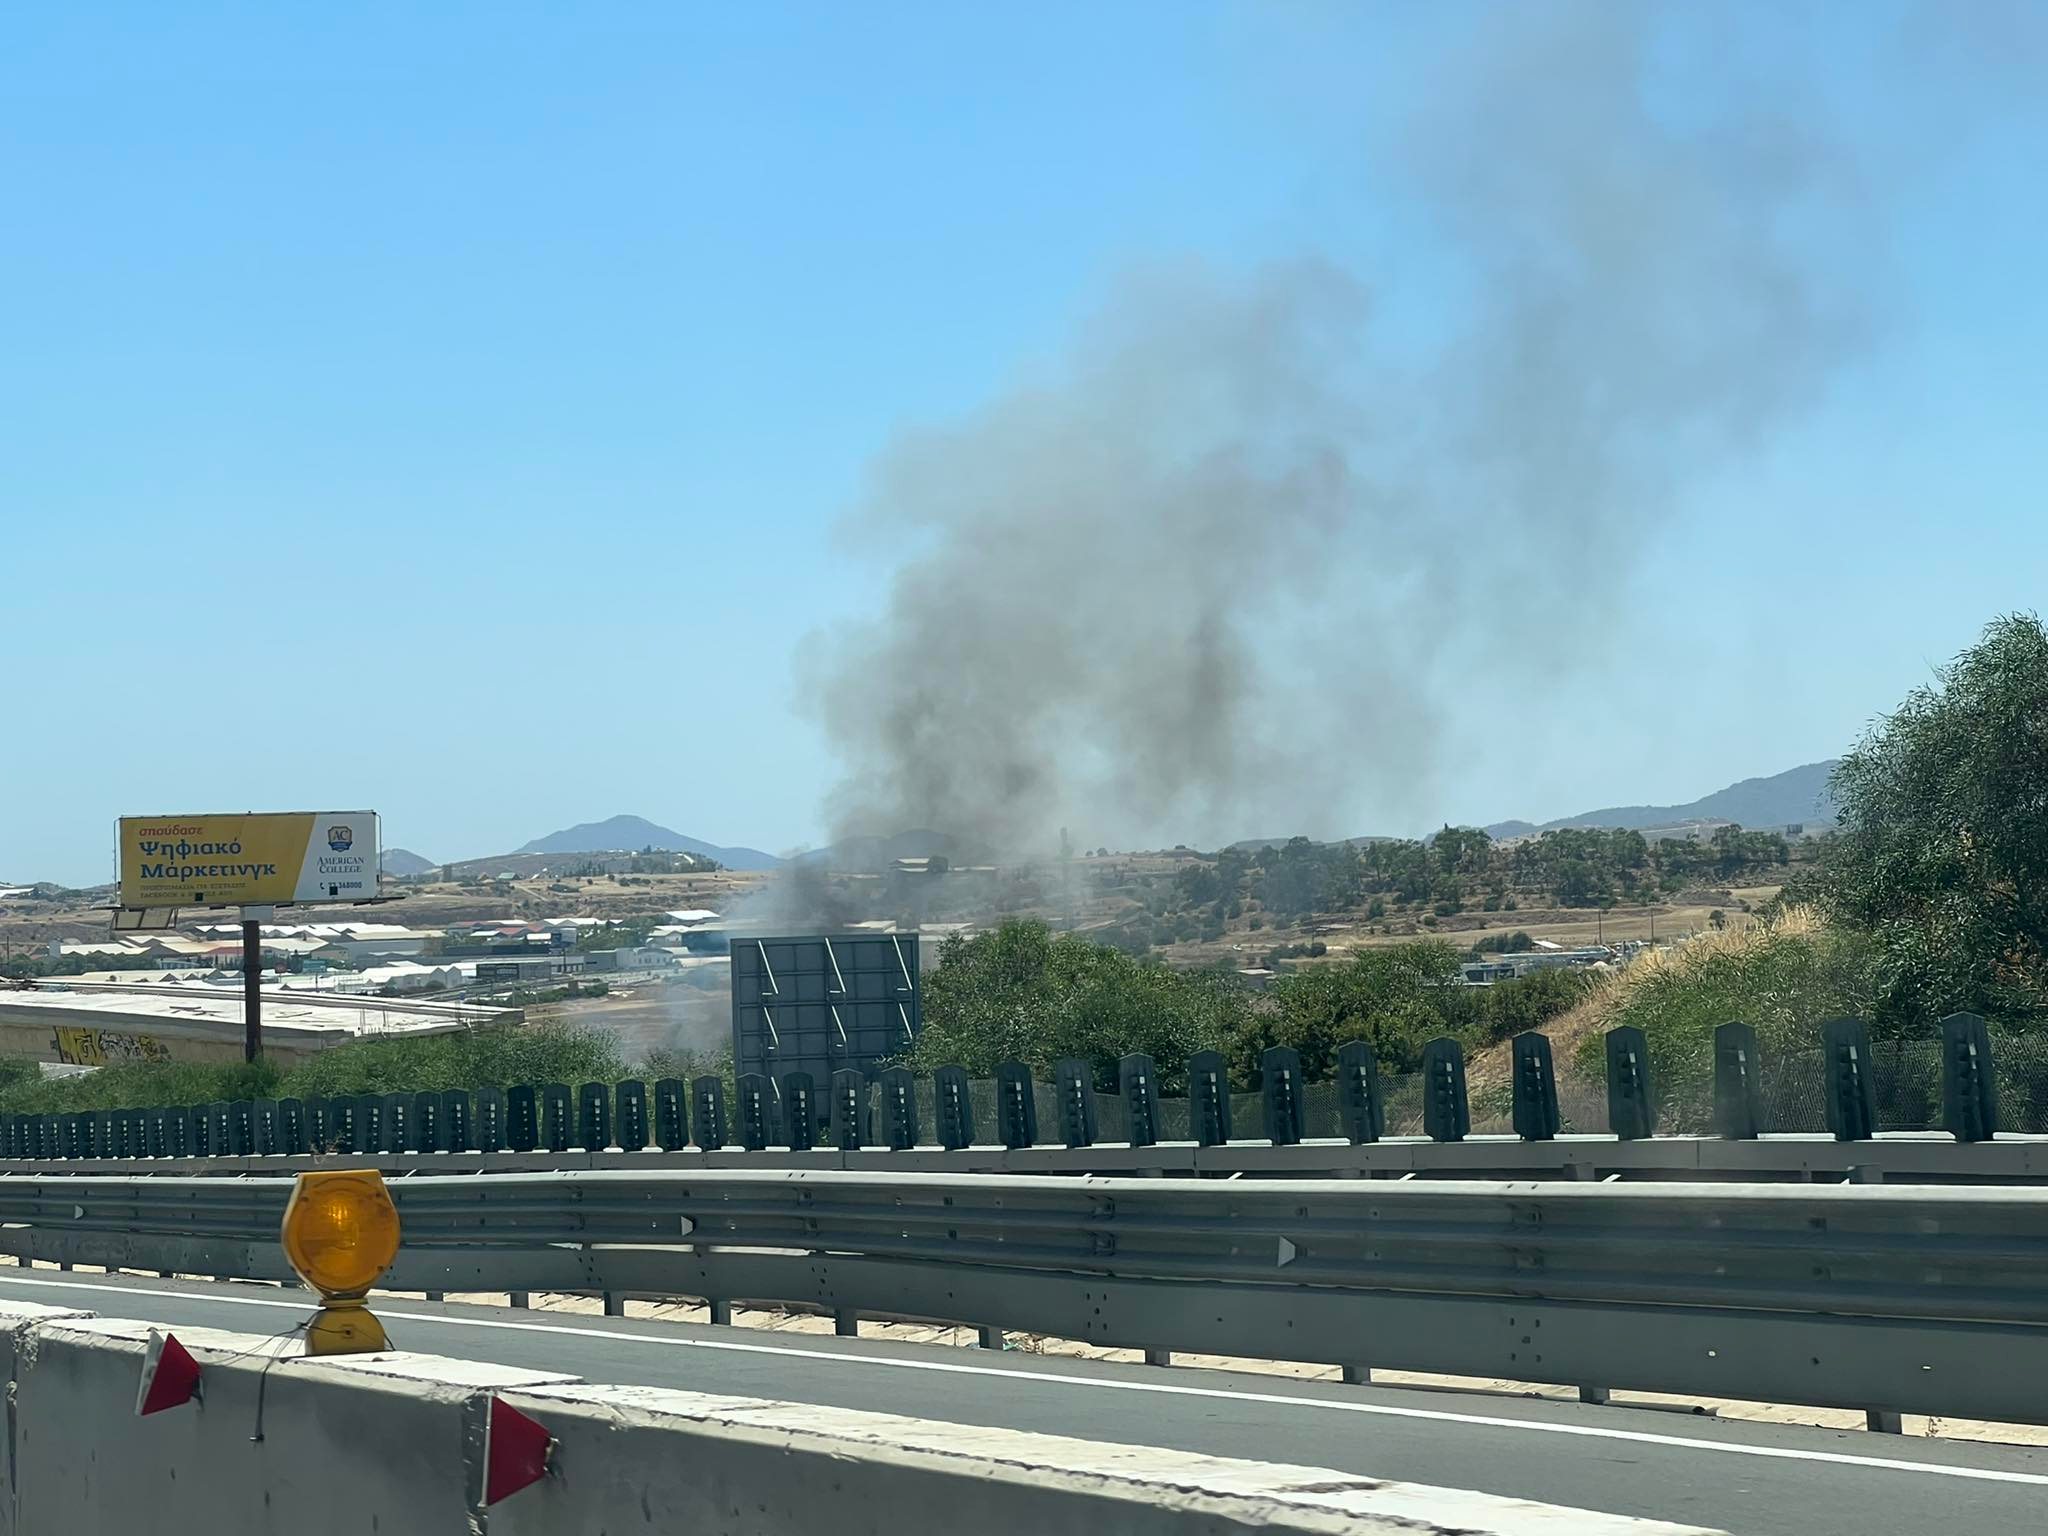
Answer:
[
  {"left": 1824, "top": 613, "right": 2048, "bottom": 1030},
  {"left": 1234, "top": 941, "right": 1471, "bottom": 1080},
  {"left": 908, "top": 919, "right": 1248, "bottom": 1087}
]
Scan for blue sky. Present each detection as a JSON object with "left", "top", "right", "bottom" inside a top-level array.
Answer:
[{"left": 5, "top": 2, "right": 2045, "bottom": 886}]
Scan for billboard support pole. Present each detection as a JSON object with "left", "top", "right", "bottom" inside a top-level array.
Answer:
[{"left": 241, "top": 904, "right": 273, "bottom": 1062}]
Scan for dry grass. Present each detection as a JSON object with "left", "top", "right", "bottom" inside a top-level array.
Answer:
[{"left": 1467, "top": 905, "right": 1828, "bottom": 1100}]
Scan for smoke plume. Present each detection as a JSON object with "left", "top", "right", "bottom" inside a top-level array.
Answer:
[{"left": 802, "top": 4, "right": 1875, "bottom": 859}]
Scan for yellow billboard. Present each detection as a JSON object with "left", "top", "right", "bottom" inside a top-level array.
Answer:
[{"left": 117, "top": 812, "right": 381, "bottom": 909}]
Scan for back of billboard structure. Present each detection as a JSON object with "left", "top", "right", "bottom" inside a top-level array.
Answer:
[{"left": 729, "top": 934, "right": 922, "bottom": 1087}]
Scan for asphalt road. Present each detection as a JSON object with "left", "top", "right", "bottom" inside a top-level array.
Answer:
[{"left": 2, "top": 1268, "right": 2042, "bottom": 1536}]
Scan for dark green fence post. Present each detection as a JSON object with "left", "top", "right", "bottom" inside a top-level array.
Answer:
[
  {"left": 1187, "top": 1051, "right": 1232, "bottom": 1147},
  {"left": 412, "top": 1091, "right": 443, "bottom": 1154},
  {"left": 1512, "top": 1033, "right": 1560, "bottom": 1141},
  {"left": 507, "top": 1085, "right": 540, "bottom": 1152},
  {"left": 781, "top": 1072, "right": 815, "bottom": 1151},
  {"left": 1422, "top": 1038, "right": 1470, "bottom": 1143},
  {"left": 1822, "top": 1017, "right": 1877, "bottom": 1142},
  {"left": 1119, "top": 1054, "right": 1162, "bottom": 1148},
  {"left": 1941, "top": 1012, "right": 1998, "bottom": 1143},
  {"left": 88, "top": 1111, "right": 114, "bottom": 1160},
  {"left": 538, "top": 1084, "right": 574, "bottom": 1153},
  {"left": 474, "top": 1087, "right": 507, "bottom": 1153},
  {"left": 303, "top": 1096, "right": 332, "bottom": 1154},
  {"left": 1260, "top": 1046, "right": 1306, "bottom": 1147},
  {"left": 734, "top": 1074, "right": 772, "bottom": 1151},
  {"left": 577, "top": 1082, "right": 612, "bottom": 1152},
  {"left": 355, "top": 1095, "right": 387, "bottom": 1155},
  {"left": 933, "top": 1066, "right": 973, "bottom": 1151},
  {"left": 691, "top": 1077, "right": 728, "bottom": 1151},
  {"left": 381, "top": 1093, "right": 412, "bottom": 1154},
  {"left": 829, "top": 1069, "right": 866, "bottom": 1151},
  {"left": 442, "top": 1089, "right": 473, "bottom": 1152},
  {"left": 1051, "top": 1058, "right": 1097, "bottom": 1149},
  {"left": 251, "top": 1099, "right": 279, "bottom": 1156},
  {"left": 1605, "top": 1026, "right": 1656, "bottom": 1140},
  {"left": 1335, "top": 1040, "right": 1382, "bottom": 1146},
  {"left": 652, "top": 1078, "right": 687, "bottom": 1151},
  {"left": 613, "top": 1080, "right": 648, "bottom": 1152},
  {"left": 1713, "top": 1021, "right": 1763, "bottom": 1139},
  {"left": 994, "top": 1062, "right": 1038, "bottom": 1150},
  {"left": 276, "top": 1098, "right": 306, "bottom": 1155},
  {"left": 878, "top": 1067, "right": 920, "bottom": 1150}
]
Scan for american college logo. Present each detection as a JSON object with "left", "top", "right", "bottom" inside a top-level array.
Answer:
[{"left": 327, "top": 825, "right": 354, "bottom": 852}]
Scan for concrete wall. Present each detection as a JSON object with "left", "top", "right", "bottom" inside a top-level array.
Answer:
[{"left": 0, "top": 1302, "right": 1722, "bottom": 1536}]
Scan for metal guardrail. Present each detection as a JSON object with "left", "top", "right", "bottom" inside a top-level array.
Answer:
[
  {"left": 3, "top": 1130, "right": 2046, "bottom": 1184},
  {"left": 1, "top": 1169, "right": 2044, "bottom": 1425}
]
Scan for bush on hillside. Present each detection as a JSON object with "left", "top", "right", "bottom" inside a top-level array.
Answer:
[{"left": 0, "top": 1021, "right": 629, "bottom": 1115}]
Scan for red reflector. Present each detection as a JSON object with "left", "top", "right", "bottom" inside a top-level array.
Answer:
[
  {"left": 483, "top": 1396, "right": 553, "bottom": 1505},
  {"left": 135, "top": 1331, "right": 202, "bottom": 1416}
]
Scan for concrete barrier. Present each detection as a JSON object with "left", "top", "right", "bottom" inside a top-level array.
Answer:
[{"left": 0, "top": 1303, "right": 1724, "bottom": 1535}]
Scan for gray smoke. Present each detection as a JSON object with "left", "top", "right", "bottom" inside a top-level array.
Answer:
[{"left": 801, "top": 4, "right": 1875, "bottom": 859}]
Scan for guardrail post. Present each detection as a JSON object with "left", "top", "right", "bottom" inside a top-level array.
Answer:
[
  {"left": 878, "top": 1067, "right": 920, "bottom": 1150},
  {"left": 995, "top": 1063, "right": 1039, "bottom": 1150},
  {"left": 1605, "top": 1027, "right": 1656, "bottom": 1140},
  {"left": 1119, "top": 1054, "right": 1162, "bottom": 1148},
  {"left": 540, "top": 1084, "right": 574, "bottom": 1154},
  {"left": 442, "top": 1089, "right": 473, "bottom": 1153},
  {"left": 934, "top": 1066, "right": 974, "bottom": 1151},
  {"left": 781, "top": 1072, "right": 816, "bottom": 1151},
  {"left": 734, "top": 1074, "right": 772, "bottom": 1151},
  {"left": 1713, "top": 1021, "right": 1763, "bottom": 1139},
  {"left": 708, "top": 1299, "right": 733, "bottom": 1326},
  {"left": 251, "top": 1099, "right": 279, "bottom": 1157},
  {"left": 1335, "top": 1040, "right": 1382, "bottom": 1145},
  {"left": 1261, "top": 1047, "right": 1305, "bottom": 1147},
  {"left": 506, "top": 1085, "right": 538, "bottom": 1153},
  {"left": 652, "top": 1078, "right": 687, "bottom": 1151},
  {"left": 1822, "top": 1017, "right": 1878, "bottom": 1142},
  {"left": 382, "top": 1093, "right": 412, "bottom": 1155},
  {"left": 693, "top": 1077, "right": 729, "bottom": 1151},
  {"left": 978, "top": 1326, "right": 1004, "bottom": 1351},
  {"left": 829, "top": 1070, "right": 867, "bottom": 1151},
  {"left": 1941, "top": 1012, "right": 1998, "bottom": 1142},
  {"left": 1187, "top": 1051, "right": 1232, "bottom": 1147},
  {"left": 614, "top": 1080, "right": 648, "bottom": 1152},
  {"left": 1053, "top": 1058, "right": 1097, "bottom": 1149},
  {"left": 577, "top": 1082, "right": 612, "bottom": 1152},
  {"left": 412, "top": 1091, "right": 442, "bottom": 1154},
  {"left": 474, "top": 1087, "right": 507, "bottom": 1153},
  {"left": 1512, "top": 1033, "right": 1560, "bottom": 1141},
  {"left": 1422, "top": 1038, "right": 1470, "bottom": 1143}
]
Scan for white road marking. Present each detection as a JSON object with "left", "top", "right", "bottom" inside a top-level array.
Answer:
[{"left": 1, "top": 1271, "right": 2042, "bottom": 1488}]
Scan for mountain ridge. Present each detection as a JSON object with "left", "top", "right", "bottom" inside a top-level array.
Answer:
[{"left": 513, "top": 814, "right": 782, "bottom": 871}]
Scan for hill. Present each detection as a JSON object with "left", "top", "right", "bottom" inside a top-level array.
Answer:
[
  {"left": 514, "top": 815, "right": 781, "bottom": 871},
  {"left": 378, "top": 848, "right": 437, "bottom": 878},
  {"left": 1490, "top": 761, "right": 1838, "bottom": 839}
]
